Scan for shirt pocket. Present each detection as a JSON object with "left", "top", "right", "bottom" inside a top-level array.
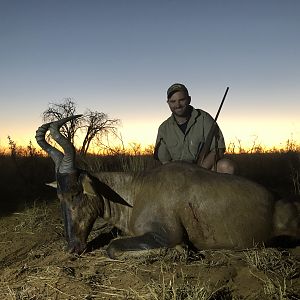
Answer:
[
  {"left": 188, "top": 137, "right": 204, "bottom": 158},
  {"left": 164, "top": 138, "right": 180, "bottom": 158}
]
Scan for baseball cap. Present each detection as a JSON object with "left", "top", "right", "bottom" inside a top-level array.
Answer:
[{"left": 167, "top": 83, "right": 189, "bottom": 99}]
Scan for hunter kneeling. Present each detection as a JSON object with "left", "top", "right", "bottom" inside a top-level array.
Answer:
[{"left": 154, "top": 83, "right": 236, "bottom": 174}]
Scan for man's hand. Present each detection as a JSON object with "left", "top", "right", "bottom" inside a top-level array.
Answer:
[{"left": 199, "top": 149, "right": 225, "bottom": 171}]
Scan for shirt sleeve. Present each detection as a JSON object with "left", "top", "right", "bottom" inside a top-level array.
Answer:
[
  {"left": 210, "top": 124, "right": 226, "bottom": 151},
  {"left": 154, "top": 126, "right": 172, "bottom": 163}
]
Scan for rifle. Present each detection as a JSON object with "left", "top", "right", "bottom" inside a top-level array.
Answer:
[{"left": 196, "top": 87, "right": 229, "bottom": 166}]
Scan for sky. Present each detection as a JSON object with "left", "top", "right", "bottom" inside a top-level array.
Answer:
[{"left": 0, "top": 0, "right": 299, "bottom": 152}]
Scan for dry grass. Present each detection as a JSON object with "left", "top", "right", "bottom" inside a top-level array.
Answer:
[
  {"left": 12, "top": 201, "right": 54, "bottom": 233},
  {"left": 244, "top": 247, "right": 299, "bottom": 279},
  {"left": 243, "top": 248, "right": 300, "bottom": 299}
]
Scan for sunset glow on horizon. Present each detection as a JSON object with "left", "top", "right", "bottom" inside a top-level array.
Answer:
[{"left": 1, "top": 110, "right": 299, "bottom": 154}]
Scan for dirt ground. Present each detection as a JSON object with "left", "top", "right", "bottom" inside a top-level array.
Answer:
[{"left": 0, "top": 199, "right": 299, "bottom": 300}]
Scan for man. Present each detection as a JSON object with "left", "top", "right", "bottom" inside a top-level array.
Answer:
[{"left": 154, "top": 83, "right": 235, "bottom": 174}]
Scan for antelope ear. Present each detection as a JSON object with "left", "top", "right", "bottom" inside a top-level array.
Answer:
[
  {"left": 80, "top": 173, "right": 132, "bottom": 208},
  {"left": 46, "top": 181, "right": 57, "bottom": 188},
  {"left": 81, "top": 173, "right": 98, "bottom": 197}
]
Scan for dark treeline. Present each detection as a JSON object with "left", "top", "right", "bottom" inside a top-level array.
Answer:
[{"left": 0, "top": 141, "right": 299, "bottom": 216}]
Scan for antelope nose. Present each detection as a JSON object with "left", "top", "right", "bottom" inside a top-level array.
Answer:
[{"left": 68, "top": 241, "right": 87, "bottom": 255}]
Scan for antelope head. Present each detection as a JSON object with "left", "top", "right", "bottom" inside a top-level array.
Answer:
[{"left": 35, "top": 115, "right": 102, "bottom": 253}]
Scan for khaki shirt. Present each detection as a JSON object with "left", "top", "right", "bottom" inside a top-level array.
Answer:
[{"left": 154, "top": 106, "right": 225, "bottom": 163}]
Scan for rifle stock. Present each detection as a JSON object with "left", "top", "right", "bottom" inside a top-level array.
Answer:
[{"left": 196, "top": 87, "right": 229, "bottom": 166}]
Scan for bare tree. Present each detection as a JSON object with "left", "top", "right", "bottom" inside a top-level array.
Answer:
[
  {"left": 79, "top": 110, "right": 120, "bottom": 155},
  {"left": 42, "top": 98, "right": 120, "bottom": 155}
]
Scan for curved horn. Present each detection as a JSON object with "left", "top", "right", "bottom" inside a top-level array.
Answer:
[
  {"left": 35, "top": 122, "right": 64, "bottom": 171},
  {"left": 49, "top": 115, "right": 82, "bottom": 174}
]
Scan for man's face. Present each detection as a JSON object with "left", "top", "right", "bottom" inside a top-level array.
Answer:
[{"left": 167, "top": 91, "right": 191, "bottom": 117}]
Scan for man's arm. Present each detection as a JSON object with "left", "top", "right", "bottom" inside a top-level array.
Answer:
[{"left": 154, "top": 130, "right": 172, "bottom": 164}]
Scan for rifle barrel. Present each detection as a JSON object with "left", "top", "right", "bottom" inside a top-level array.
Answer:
[
  {"left": 214, "top": 87, "right": 229, "bottom": 122},
  {"left": 196, "top": 86, "right": 229, "bottom": 166}
]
